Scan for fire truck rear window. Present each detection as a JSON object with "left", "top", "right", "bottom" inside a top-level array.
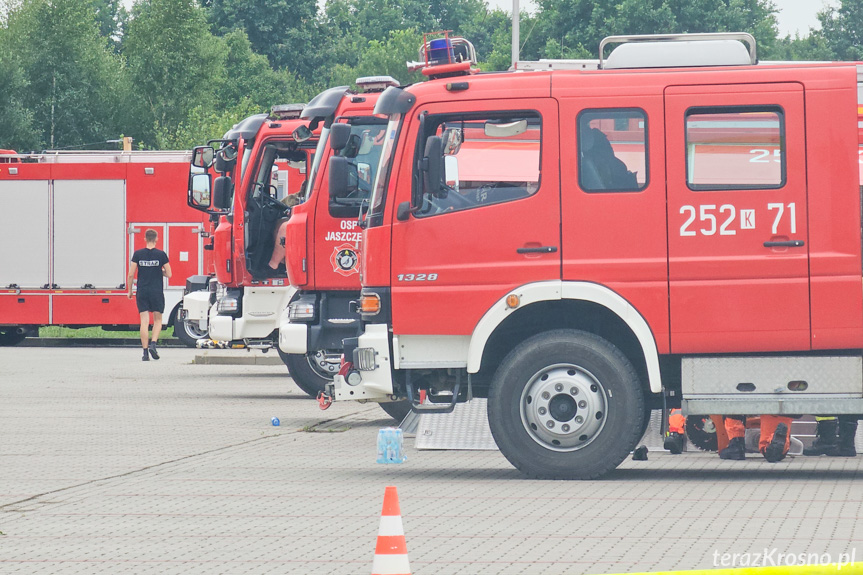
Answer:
[
  {"left": 577, "top": 109, "right": 647, "bottom": 193},
  {"left": 416, "top": 113, "right": 541, "bottom": 217},
  {"left": 685, "top": 108, "right": 785, "bottom": 190}
]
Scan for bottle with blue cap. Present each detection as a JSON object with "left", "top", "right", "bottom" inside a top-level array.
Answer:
[{"left": 377, "top": 427, "right": 406, "bottom": 463}]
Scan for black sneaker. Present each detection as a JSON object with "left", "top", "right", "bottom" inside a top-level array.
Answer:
[
  {"left": 142, "top": 349, "right": 150, "bottom": 361},
  {"left": 719, "top": 436, "right": 746, "bottom": 460},
  {"left": 664, "top": 432, "right": 684, "bottom": 454},
  {"left": 148, "top": 341, "right": 160, "bottom": 360},
  {"left": 762, "top": 423, "right": 788, "bottom": 463}
]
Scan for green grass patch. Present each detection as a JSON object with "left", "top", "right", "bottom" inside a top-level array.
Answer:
[{"left": 39, "top": 326, "right": 177, "bottom": 339}]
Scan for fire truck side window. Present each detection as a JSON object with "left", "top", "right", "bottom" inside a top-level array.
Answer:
[
  {"left": 577, "top": 109, "right": 646, "bottom": 193},
  {"left": 685, "top": 107, "right": 786, "bottom": 190},
  {"left": 416, "top": 112, "right": 541, "bottom": 217}
]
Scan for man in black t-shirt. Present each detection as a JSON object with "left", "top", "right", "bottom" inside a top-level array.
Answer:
[{"left": 127, "top": 229, "right": 172, "bottom": 361}]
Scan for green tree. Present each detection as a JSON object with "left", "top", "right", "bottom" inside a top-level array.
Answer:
[
  {"left": 207, "top": 0, "right": 320, "bottom": 78},
  {"left": 0, "top": 51, "right": 41, "bottom": 150},
  {"left": 123, "top": 0, "right": 221, "bottom": 147},
  {"left": 817, "top": 0, "right": 863, "bottom": 60},
  {"left": 1, "top": 0, "right": 126, "bottom": 149}
]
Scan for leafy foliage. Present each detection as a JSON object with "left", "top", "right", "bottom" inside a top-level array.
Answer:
[{"left": 0, "top": 0, "right": 860, "bottom": 151}]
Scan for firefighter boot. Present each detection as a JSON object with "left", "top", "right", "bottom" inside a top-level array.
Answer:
[
  {"left": 664, "top": 432, "right": 684, "bottom": 455},
  {"left": 827, "top": 419, "right": 857, "bottom": 457},
  {"left": 719, "top": 437, "right": 746, "bottom": 460},
  {"left": 762, "top": 422, "right": 788, "bottom": 463},
  {"left": 803, "top": 418, "right": 838, "bottom": 456}
]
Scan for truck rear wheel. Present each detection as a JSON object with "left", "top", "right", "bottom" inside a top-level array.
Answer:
[
  {"left": 0, "top": 327, "right": 27, "bottom": 346},
  {"left": 278, "top": 348, "right": 338, "bottom": 398},
  {"left": 487, "top": 329, "right": 644, "bottom": 480}
]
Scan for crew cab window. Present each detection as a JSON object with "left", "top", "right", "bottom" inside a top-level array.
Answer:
[
  {"left": 685, "top": 107, "right": 785, "bottom": 190},
  {"left": 416, "top": 112, "right": 541, "bottom": 217},
  {"left": 577, "top": 109, "right": 647, "bottom": 193}
]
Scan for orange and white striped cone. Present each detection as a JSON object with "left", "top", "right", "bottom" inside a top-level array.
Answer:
[{"left": 371, "top": 486, "right": 411, "bottom": 575}]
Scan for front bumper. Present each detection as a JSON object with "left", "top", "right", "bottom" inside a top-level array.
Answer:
[
  {"left": 182, "top": 290, "right": 211, "bottom": 330},
  {"left": 333, "top": 323, "right": 394, "bottom": 402}
]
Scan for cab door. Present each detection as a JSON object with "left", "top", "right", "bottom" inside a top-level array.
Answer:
[
  {"left": 389, "top": 99, "right": 561, "bottom": 336},
  {"left": 665, "top": 83, "right": 810, "bottom": 352}
]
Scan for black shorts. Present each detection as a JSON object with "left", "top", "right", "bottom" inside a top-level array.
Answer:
[{"left": 136, "top": 289, "right": 165, "bottom": 314}]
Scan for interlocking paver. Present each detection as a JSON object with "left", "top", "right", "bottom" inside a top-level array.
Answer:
[{"left": 2, "top": 347, "right": 863, "bottom": 574}]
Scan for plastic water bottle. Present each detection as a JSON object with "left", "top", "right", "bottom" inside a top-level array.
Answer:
[
  {"left": 271, "top": 417, "right": 280, "bottom": 426},
  {"left": 377, "top": 427, "right": 406, "bottom": 464}
]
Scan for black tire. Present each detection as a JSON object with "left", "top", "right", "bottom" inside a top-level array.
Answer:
[
  {"left": 487, "top": 329, "right": 645, "bottom": 480},
  {"left": 685, "top": 415, "right": 719, "bottom": 452},
  {"left": 278, "top": 348, "right": 335, "bottom": 398},
  {"left": 0, "top": 328, "right": 26, "bottom": 346},
  {"left": 379, "top": 400, "right": 412, "bottom": 423},
  {"left": 173, "top": 307, "right": 209, "bottom": 348}
]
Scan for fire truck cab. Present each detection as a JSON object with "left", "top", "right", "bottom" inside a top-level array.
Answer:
[
  {"left": 184, "top": 106, "right": 318, "bottom": 355},
  {"left": 276, "top": 77, "right": 412, "bottom": 412},
  {"left": 181, "top": 112, "right": 268, "bottom": 345},
  {"left": 335, "top": 33, "right": 863, "bottom": 479}
]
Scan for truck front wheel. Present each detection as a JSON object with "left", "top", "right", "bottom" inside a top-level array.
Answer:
[
  {"left": 487, "top": 329, "right": 644, "bottom": 480},
  {"left": 278, "top": 348, "right": 338, "bottom": 398},
  {"left": 173, "top": 306, "right": 209, "bottom": 348}
]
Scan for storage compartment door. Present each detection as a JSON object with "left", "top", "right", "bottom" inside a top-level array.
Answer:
[
  {"left": 53, "top": 180, "right": 126, "bottom": 289},
  {"left": 167, "top": 224, "right": 203, "bottom": 288},
  {"left": 0, "top": 181, "right": 50, "bottom": 288}
]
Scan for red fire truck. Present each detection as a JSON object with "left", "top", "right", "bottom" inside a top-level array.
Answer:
[
  {"left": 329, "top": 32, "right": 863, "bottom": 479},
  {"left": 275, "top": 77, "right": 408, "bottom": 406},
  {"left": 0, "top": 149, "right": 210, "bottom": 346},
  {"left": 183, "top": 105, "right": 318, "bottom": 356}
]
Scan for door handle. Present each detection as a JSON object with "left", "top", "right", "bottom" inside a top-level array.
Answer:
[
  {"left": 763, "top": 240, "right": 805, "bottom": 248},
  {"left": 517, "top": 246, "right": 558, "bottom": 254}
]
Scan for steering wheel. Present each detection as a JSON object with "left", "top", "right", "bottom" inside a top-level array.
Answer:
[
  {"left": 254, "top": 183, "right": 289, "bottom": 215},
  {"left": 425, "top": 186, "right": 473, "bottom": 214}
]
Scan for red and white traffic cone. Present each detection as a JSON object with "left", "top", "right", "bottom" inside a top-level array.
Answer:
[{"left": 371, "top": 486, "right": 411, "bottom": 575}]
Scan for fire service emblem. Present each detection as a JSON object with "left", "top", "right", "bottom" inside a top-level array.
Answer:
[{"left": 330, "top": 244, "right": 359, "bottom": 276}]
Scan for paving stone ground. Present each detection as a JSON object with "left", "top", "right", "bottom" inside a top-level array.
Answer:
[{"left": 1, "top": 347, "right": 862, "bottom": 574}]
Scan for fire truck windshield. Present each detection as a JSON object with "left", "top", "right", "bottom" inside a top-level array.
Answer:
[{"left": 368, "top": 113, "right": 402, "bottom": 228}]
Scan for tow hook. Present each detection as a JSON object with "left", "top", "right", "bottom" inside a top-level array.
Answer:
[{"left": 317, "top": 391, "right": 333, "bottom": 410}]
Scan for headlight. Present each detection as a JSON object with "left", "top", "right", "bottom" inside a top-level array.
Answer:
[
  {"left": 354, "top": 347, "right": 377, "bottom": 371},
  {"left": 217, "top": 297, "right": 239, "bottom": 314}
]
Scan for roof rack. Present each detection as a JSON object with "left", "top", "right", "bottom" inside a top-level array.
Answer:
[
  {"left": 513, "top": 59, "right": 599, "bottom": 71},
  {"left": 600, "top": 33, "right": 757, "bottom": 69}
]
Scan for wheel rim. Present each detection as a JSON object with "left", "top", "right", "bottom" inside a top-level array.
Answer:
[
  {"left": 183, "top": 320, "right": 208, "bottom": 339},
  {"left": 306, "top": 350, "right": 340, "bottom": 380},
  {"left": 520, "top": 363, "right": 608, "bottom": 452}
]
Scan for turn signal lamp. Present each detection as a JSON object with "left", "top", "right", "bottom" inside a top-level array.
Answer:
[
  {"left": 359, "top": 293, "right": 381, "bottom": 314},
  {"left": 506, "top": 294, "right": 521, "bottom": 309}
]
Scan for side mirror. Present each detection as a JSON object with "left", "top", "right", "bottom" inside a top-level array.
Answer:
[
  {"left": 192, "top": 146, "right": 214, "bottom": 169},
  {"left": 213, "top": 145, "right": 237, "bottom": 173},
  {"left": 328, "top": 156, "right": 361, "bottom": 218},
  {"left": 330, "top": 123, "right": 351, "bottom": 151},
  {"left": 187, "top": 172, "right": 212, "bottom": 211},
  {"left": 444, "top": 155, "right": 459, "bottom": 193},
  {"left": 328, "top": 156, "right": 350, "bottom": 199},
  {"left": 212, "top": 175, "right": 233, "bottom": 211},
  {"left": 292, "top": 125, "right": 312, "bottom": 143},
  {"left": 422, "top": 136, "right": 444, "bottom": 198}
]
